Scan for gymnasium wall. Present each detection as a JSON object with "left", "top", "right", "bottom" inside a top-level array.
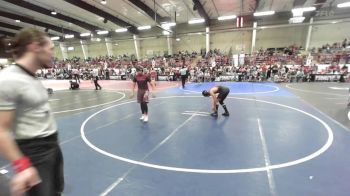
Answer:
[
  {"left": 255, "top": 26, "right": 308, "bottom": 49},
  {"left": 67, "top": 44, "right": 84, "bottom": 59},
  {"left": 140, "top": 37, "right": 168, "bottom": 58},
  {"left": 86, "top": 42, "right": 108, "bottom": 58},
  {"left": 54, "top": 45, "right": 63, "bottom": 60},
  {"left": 113, "top": 40, "right": 135, "bottom": 57},
  {"left": 309, "top": 21, "right": 350, "bottom": 48},
  {"left": 173, "top": 34, "right": 206, "bottom": 54},
  {"left": 211, "top": 30, "right": 252, "bottom": 54}
]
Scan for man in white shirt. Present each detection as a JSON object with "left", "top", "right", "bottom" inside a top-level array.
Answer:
[
  {"left": 0, "top": 28, "right": 64, "bottom": 196},
  {"left": 91, "top": 68, "right": 102, "bottom": 90}
]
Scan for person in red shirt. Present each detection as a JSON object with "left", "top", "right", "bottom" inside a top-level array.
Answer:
[{"left": 131, "top": 66, "right": 155, "bottom": 122}]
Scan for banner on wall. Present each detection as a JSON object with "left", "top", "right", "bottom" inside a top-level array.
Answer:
[
  {"left": 158, "top": 75, "right": 170, "bottom": 81},
  {"left": 311, "top": 74, "right": 341, "bottom": 82},
  {"left": 219, "top": 75, "right": 237, "bottom": 81},
  {"left": 306, "top": 54, "right": 313, "bottom": 66},
  {"left": 232, "top": 54, "right": 238, "bottom": 67},
  {"left": 236, "top": 16, "right": 244, "bottom": 28},
  {"left": 146, "top": 50, "right": 153, "bottom": 56},
  {"left": 316, "top": 64, "right": 331, "bottom": 72},
  {"left": 239, "top": 53, "right": 245, "bottom": 65},
  {"left": 110, "top": 75, "right": 126, "bottom": 80}
]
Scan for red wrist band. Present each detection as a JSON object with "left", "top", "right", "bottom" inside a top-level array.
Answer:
[{"left": 12, "top": 156, "right": 32, "bottom": 173}]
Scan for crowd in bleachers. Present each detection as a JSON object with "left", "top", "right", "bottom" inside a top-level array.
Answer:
[
  {"left": 311, "top": 38, "right": 350, "bottom": 54},
  {"left": 38, "top": 50, "right": 232, "bottom": 82},
  {"left": 2, "top": 38, "right": 349, "bottom": 83},
  {"left": 35, "top": 50, "right": 348, "bottom": 83}
]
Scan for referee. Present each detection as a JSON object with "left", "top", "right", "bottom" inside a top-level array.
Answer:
[
  {"left": 0, "top": 28, "right": 64, "bottom": 195},
  {"left": 180, "top": 66, "right": 188, "bottom": 88}
]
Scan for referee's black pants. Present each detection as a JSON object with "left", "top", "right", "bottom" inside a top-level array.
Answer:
[
  {"left": 16, "top": 133, "right": 64, "bottom": 196},
  {"left": 181, "top": 76, "right": 187, "bottom": 88}
]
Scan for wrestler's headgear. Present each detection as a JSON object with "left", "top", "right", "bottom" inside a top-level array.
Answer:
[{"left": 202, "top": 90, "right": 210, "bottom": 97}]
